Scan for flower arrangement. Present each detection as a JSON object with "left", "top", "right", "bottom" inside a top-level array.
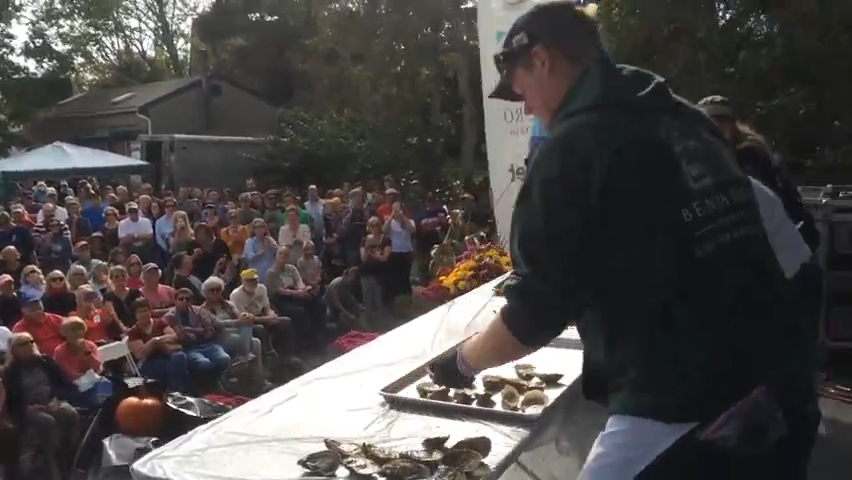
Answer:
[{"left": 419, "top": 233, "right": 512, "bottom": 302}]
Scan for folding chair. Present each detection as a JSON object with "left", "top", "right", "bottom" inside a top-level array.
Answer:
[{"left": 97, "top": 338, "right": 141, "bottom": 377}]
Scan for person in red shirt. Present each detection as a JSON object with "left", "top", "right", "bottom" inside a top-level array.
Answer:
[
  {"left": 53, "top": 316, "right": 103, "bottom": 381},
  {"left": 126, "top": 298, "right": 191, "bottom": 393},
  {"left": 139, "top": 263, "right": 175, "bottom": 318},
  {"left": 375, "top": 188, "right": 399, "bottom": 222},
  {"left": 71, "top": 285, "right": 125, "bottom": 344},
  {"left": 125, "top": 254, "right": 144, "bottom": 290},
  {"left": 12, "top": 294, "right": 65, "bottom": 357}
]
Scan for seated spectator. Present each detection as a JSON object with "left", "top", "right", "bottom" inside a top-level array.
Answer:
[
  {"left": 171, "top": 252, "right": 204, "bottom": 304},
  {"left": 41, "top": 270, "right": 76, "bottom": 316},
  {"left": 163, "top": 288, "right": 231, "bottom": 387},
  {"left": 117, "top": 201, "right": 155, "bottom": 262},
  {"left": 127, "top": 299, "right": 191, "bottom": 394},
  {"left": 140, "top": 263, "right": 175, "bottom": 318},
  {"left": 89, "top": 260, "right": 111, "bottom": 297},
  {"left": 2, "top": 333, "right": 80, "bottom": 480},
  {"left": 191, "top": 223, "right": 230, "bottom": 280},
  {"left": 12, "top": 295, "right": 65, "bottom": 357},
  {"left": 325, "top": 267, "right": 367, "bottom": 331},
  {"left": 19, "top": 264, "right": 46, "bottom": 301},
  {"left": 125, "top": 254, "right": 144, "bottom": 289},
  {"left": 102, "top": 265, "right": 143, "bottom": 327},
  {"left": 66, "top": 264, "right": 88, "bottom": 292},
  {"left": 297, "top": 241, "right": 323, "bottom": 290},
  {"left": 108, "top": 247, "right": 126, "bottom": 266},
  {"left": 38, "top": 218, "right": 74, "bottom": 273},
  {"left": 53, "top": 317, "right": 111, "bottom": 409},
  {"left": 65, "top": 197, "right": 93, "bottom": 245},
  {"left": 220, "top": 209, "right": 250, "bottom": 259},
  {"left": 0, "top": 246, "right": 24, "bottom": 288},
  {"left": 72, "top": 285, "right": 125, "bottom": 344},
  {"left": 0, "top": 372, "right": 21, "bottom": 480},
  {"left": 71, "top": 240, "right": 96, "bottom": 274},
  {"left": 258, "top": 255, "right": 324, "bottom": 346},
  {"left": 0, "top": 274, "right": 21, "bottom": 328},
  {"left": 278, "top": 205, "right": 312, "bottom": 261},
  {"left": 88, "top": 232, "right": 110, "bottom": 262},
  {"left": 200, "top": 276, "right": 270, "bottom": 393}
]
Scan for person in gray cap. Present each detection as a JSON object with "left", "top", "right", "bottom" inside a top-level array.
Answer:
[{"left": 428, "top": 2, "right": 818, "bottom": 478}]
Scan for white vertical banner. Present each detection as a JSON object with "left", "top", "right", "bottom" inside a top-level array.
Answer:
[{"left": 478, "top": 0, "right": 550, "bottom": 247}]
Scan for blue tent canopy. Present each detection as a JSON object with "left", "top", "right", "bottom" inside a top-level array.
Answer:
[{"left": 0, "top": 142, "right": 151, "bottom": 181}]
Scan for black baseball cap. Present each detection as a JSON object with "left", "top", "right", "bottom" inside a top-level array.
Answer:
[{"left": 489, "top": 1, "right": 601, "bottom": 102}]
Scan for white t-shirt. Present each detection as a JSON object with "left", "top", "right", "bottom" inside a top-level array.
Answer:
[
  {"left": 37, "top": 205, "right": 68, "bottom": 223},
  {"left": 750, "top": 178, "right": 812, "bottom": 278},
  {"left": 118, "top": 217, "right": 154, "bottom": 244},
  {"left": 0, "top": 326, "right": 13, "bottom": 352},
  {"left": 278, "top": 223, "right": 312, "bottom": 247},
  {"left": 229, "top": 284, "right": 271, "bottom": 316}
]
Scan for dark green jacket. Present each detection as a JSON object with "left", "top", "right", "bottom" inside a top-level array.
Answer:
[{"left": 500, "top": 58, "right": 816, "bottom": 423}]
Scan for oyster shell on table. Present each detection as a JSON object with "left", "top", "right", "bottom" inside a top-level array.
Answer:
[
  {"left": 452, "top": 389, "right": 476, "bottom": 405},
  {"left": 431, "top": 465, "right": 467, "bottom": 480},
  {"left": 380, "top": 459, "right": 432, "bottom": 479},
  {"left": 363, "top": 444, "right": 402, "bottom": 464},
  {"left": 474, "top": 392, "right": 496, "bottom": 409},
  {"left": 480, "top": 375, "right": 505, "bottom": 394},
  {"left": 500, "top": 385, "right": 521, "bottom": 411},
  {"left": 520, "top": 390, "right": 549, "bottom": 413},
  {"left": 468, "top": 462, "right": 492, "bottom": 479},
  {"left": 296, "top": 450, "right": 341, "bottom": 477},
  {"left": 441, "top": 448, "right": 483, "bottom": 473},
  {"left": 513, "top": 363, "right": 537, "bottom": 381},
  {"left": 416, "top": 382, "right": 443, "bottom": 399},
  {"left": 534, "top": 372, "right": 564, "bottom": 385},
  {"left": 422, "top": 435, "right": 450, "bottom": 451},
  {"left": 428, "top": 387, "right": 453, "bottom": 402},
  {"left": 525, "top": 377, "right": 546, "bottom": 391},
  {"left": 341, "top": 456, "right": 381, "bottom": 476},
  {"left": 323, "top": 438, "right": 363, "bottom": 458},
  {"left": 450, "top": 436, "right": 492, "bottom": 458}
]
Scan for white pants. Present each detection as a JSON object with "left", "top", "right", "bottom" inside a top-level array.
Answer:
[{"left": 579, "top": 415, "right": 698, "bottom": 479}]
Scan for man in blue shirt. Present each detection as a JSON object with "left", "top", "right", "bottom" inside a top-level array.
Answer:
[{"left": 81, "top": 195, "right": 106, "bottom": 231}]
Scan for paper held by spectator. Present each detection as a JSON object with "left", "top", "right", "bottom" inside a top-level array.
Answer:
[{"left": 74, "top": 369, "right": 103, "bottom": 392}]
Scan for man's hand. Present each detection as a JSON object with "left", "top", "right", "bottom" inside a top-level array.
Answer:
[
  {"left": 238, "top": 312, "right": 255, "bottom": 325},
  {"left": 428, "top": 348, "right": 476, "bottom": 389}
]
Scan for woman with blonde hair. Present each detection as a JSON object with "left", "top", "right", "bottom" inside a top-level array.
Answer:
[
  {"left": 42, "top": 270, "right": 76, "bottom": 316},
  {"left": 66, "top": 264, "right": 88, "bottom": 292},
  {"left": 53, "top": 317, "right": 111, "bottom": 408},
  {"left": 169, "top": 211, "right": 195, "bottom": 254},
  {"left": 1, "top": 333, "right": 80, "bottom": 480},
  {"left": 103, "top": 264, "right": 143, "bottom": 327},
  {"left": 19, "top": 264, "right": 46, "bottom": 300}
]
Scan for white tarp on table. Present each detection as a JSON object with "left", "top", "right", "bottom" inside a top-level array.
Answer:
[{"left": 131, "top": 278, "right": 586, "bottom": 480}]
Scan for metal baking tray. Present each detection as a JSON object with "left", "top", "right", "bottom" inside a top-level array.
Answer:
[{"left": 380, "top": 336, "right": 578, "bottom": 423}]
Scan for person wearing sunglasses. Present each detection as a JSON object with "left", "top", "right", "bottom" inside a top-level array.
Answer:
[
  {"left": 37, "top": 219, "right": 74, "bottom": 273},
  {"left": 427, "top": 3, "right": 818, "bottom": 479},
  {"left": 163, "top": 287, "right": 231, "bottom": 390}
]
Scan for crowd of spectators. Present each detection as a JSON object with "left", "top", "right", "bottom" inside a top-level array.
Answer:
[{"left": 0, "top": 176, "right": 491, "bottom": 480}]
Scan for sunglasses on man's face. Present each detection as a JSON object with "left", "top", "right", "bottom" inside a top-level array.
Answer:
[
  {"left": 49, "top": 277, "right": 65, "bottom": 283},
  {"left": 176, "top": 296, "right": 191, "bottom": 302},
  {"left": 129, "top": 262, "right": 141, "bottom": 267}
]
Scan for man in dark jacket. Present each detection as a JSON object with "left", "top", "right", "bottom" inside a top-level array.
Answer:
[{"left": 429, "top": 2, "right": 819, "bottom": 478}]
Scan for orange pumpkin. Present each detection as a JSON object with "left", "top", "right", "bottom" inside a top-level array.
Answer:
[{"left": 115, "top": 396, "right": 166, "bottom": 437}]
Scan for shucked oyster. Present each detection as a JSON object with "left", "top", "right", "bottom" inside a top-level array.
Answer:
[
  {"left": 422, "top": 435, "right": 450, "bottom": 451},
  {"left": 323, "top": 438, "right": 363, "bottom": 458},
  {"left": 452, "top": 389, "right": 476, "bottom": 405},
  {"left": 380, "top": 459, "right": 431, "bottom": 479},
  {"left": 500, "top": 385, "right": 521, "bottom": 411},
  {"left": 416, "top": 382, "right": 443, "bottom": 399},
  {"left": 513, "top": 363, "right": 537, "bottom": 381},
  {"left": 535, "top": 372, "right": 564, "bottom": 385},
  {"left": 474, "top": 392, "right": 496, "bottom": 409},
  {"left": 341, "top": 456, "right": 381, "bottom": 476},
  {"left": 401, "top": 448, "right": 444, "bottom": 466},
  {"left": 432, "top": 465, "right": 466, "bottom": 480},
  {"left": 525, "top": 377, "right": 546, "bottom": 391},
  {"left": 450, "top": 436, "right": 492, "bottom": 458},
  {"left": 429, "top": 387, "right": 452, "bottom": 402},
  {"left": 297, "top": 450, "right": 340, "bottom": 477},
  {"left": 520, "top": 390, "right": 549, "bottom": 413},
  {"left": 363, "top": 444, "right": 402, "bottom": 464},
  {"left": 481, "top": 375, "right": 506, "bottom": 394},
  {"left": 442, "top": 448, "right": 484, "bottom": 472}
]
